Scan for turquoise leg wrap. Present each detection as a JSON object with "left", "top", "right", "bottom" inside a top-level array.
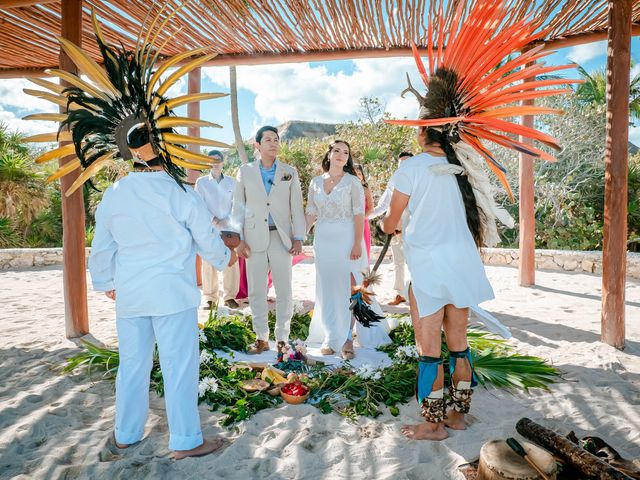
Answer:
[
  {"left": 449, "top": 348, "right": 477, "bottom": 388},
  {"left": 417, "top": 356, "right": 443, "bottom": 403}
]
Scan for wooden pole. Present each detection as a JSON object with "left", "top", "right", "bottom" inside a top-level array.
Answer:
[
  {"left": 187, "top": 68, "right": 203, "bottom": 286},
  {"left": 602, "top": 0, "right": 631, "bottom": 349},
  {"left": 230, "top": 66, "right": 248, "bottom": 164},
  {"left": 518, "top": 67, "right": 535, "bottom": 287},
  {"left": 59, "top": 0, "right": 89, "bottom": 338}
]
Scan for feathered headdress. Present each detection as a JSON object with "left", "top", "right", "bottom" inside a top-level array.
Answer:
[
  {"left": 22, "top": 6, "right": 229, "bottom": 195},
  {"left": 387, "top": 0, "right": 582, "bottom": 202}
]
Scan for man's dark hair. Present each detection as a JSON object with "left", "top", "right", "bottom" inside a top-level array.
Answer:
[
  {"left": 255, "top": 125, "right": 279, "bottom": 144},
  {"left": 207, "top": 149, "right": 223, "bottom": 159},
  {"left": 128, "top": 125, "right": 161, "bottom": 167},
  {"left": 398, "top": 151, "right": 414, "bottom": 159}
]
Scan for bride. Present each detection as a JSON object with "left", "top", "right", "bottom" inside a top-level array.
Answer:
[{"left": 305, "top": 140, "right": 390, "bottom": 359}]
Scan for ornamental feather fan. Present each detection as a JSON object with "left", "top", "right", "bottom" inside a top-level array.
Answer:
[
  {"left": 21, "top": 6, "right": 229, "bottom": 196},
  {"left": 386, "top": 0, "right": 583, "bottom": 199}
]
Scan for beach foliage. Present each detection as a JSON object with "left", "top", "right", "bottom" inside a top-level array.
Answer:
[{"left": 64, "top": 312, "right": 559, "bottom": 426}]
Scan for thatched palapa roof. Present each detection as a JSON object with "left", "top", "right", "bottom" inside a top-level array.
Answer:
[{"left": 1, "top": 0, "right": 640, "bottom": 78}]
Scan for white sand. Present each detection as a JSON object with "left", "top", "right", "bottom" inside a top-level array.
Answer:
[{"left": 1, "top": 262, "right": 639, "bottom": 479}]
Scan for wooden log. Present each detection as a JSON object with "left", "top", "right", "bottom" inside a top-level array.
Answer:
[
  {"left": 516, "top": 418, "right": 632, "bottom": 479},
  {"left": 59, "top": 0, "right": 89, "bottom": 338},
  {"left": 601, "top": 0, "right": 630, "bottom": 349},
  {"left": 478, "top": 439, "right": 556, "bottom": 480}
]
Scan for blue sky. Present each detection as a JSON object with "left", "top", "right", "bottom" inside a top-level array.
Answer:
[{"left": 1, "top": 38, "right": 639, "bottom": 145}]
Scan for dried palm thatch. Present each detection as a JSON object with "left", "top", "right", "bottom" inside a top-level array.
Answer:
[{"left": 0, "top": 1, "right": 639, "bottom": 75}]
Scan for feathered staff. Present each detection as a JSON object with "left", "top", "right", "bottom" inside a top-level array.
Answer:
[
  {"left": 21, "top": 5, "right": 229, "bottom": 195},
  {"left": 349, "top": 230, "right": 393, "bottom": 327},
  {"left": 386, "top": 0, "right": 583, "bottom": 201}
]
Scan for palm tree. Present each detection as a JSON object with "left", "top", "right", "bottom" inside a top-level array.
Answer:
[
  {"left": 0, "top": 124, "right": 49, "bottom": 235},
  {"left": 575, "top": 64, "right": 640, "bottom": 122},
  {"left": 229, "top": 66, "right": 248, "bottom": 164}
]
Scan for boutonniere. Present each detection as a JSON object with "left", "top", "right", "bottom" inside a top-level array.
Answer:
[{"left": 281, "top": 173, "right": 292, "bottom": 181}]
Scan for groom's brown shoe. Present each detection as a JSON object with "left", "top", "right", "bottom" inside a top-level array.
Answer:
[
  {"left": 387, "top": 295, "right": 406, "bottom": 306},
  {"left": 248, "top": 340, "right": 270, "bottom": 354}
]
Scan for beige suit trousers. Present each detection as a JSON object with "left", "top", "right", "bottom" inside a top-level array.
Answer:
[
  {"left": 390, "top": 234, "right": 406, "bottom": 295},
  {"left": 246, "top": 230, "right": 292, "bottom": 342},
  {"left": 202, "top": 260, "right": 240, "bottom": 304}
]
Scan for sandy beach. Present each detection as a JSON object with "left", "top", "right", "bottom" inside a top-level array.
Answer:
[{"left": 1, "top": 261, "right": 639, "bottom": 479}]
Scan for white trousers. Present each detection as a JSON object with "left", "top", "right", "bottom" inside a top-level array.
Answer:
[
  {"left": 115, "top": 308, "right": 202, "bottom": 451},
  {"left": 202, "top": 259, "right": 240, "bottom": 304},
  {"left": 390, "top": 234, "right": 406, "bottom": 295},
  {"left": 246, "top": 230, "right": 292, "bottom": 342}
]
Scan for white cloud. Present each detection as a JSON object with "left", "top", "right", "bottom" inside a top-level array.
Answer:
[
  {"left": 567, "top": 41, "right": 607, "bottom": 64},
  {"left": 0, "top": 78, "right": 59, "bottom": 112},
  {"left": 202, "top": 57, "right": 421, "bottom": 127}
]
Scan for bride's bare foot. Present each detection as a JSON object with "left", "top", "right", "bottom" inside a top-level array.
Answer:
[
  {"left": 445, "top": 409, "right": 467, "bottom": 430},
  {"left": 173, "top": 437, "right": 224, "bottom": 460},
  {"left": 401, "top": 422, "right": 449, "bottom": 441}
]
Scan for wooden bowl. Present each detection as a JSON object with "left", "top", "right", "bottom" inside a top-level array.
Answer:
[
  {"left": 280, "top": 388, "right": 309, "bottom": 404},
  {"left": 241, "top": 379, "right": 269, "bottom": 392}
]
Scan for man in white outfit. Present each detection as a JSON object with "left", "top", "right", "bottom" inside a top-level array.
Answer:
[
  {"left": 195, "top": 150, "right": 240, "bottom": 309},
  {"left": 369, "top": 151, "right": 413, "bottom": 305},
  {"left": 89, "top": 126, "right": 236, "bottom": 460},
  {"left": 232, "top": 126, "right": 306, "bottom": 354}
]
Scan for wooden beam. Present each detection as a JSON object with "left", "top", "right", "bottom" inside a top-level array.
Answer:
[
  {"left": 59, "top": 0, "right": 89, "bottom": 338},
  {"left": 2, "top": 24, "right": 640, "bottom": 78},
  {"left": 602, "top": 0, "right": 631, "bottom": 350},
  {"left": 518, "top": 67, "right": 536, "bottom": 287},
  {"left": 187, "top": 67, "right": 203, "bottom": 286},
  {"left": 186, "top": 67, "right": 202, "bottom": 185},
  {"left": 0, "top": 0, "right": 57, "bottom": 8}
]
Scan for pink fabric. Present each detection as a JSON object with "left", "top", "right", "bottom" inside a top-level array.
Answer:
[
  {"left": 236, "top": 254, "right": 308, "bottom": 300},
  {"left": 364, "top": 197, "right": 371, "bottom": 261}
]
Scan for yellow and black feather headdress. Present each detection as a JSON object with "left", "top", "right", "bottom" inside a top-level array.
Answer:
[{"left": 22, "top": 6, "right": 229, "bottom": 195}]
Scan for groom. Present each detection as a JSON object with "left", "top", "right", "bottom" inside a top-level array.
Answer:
[{"left": 232, "top": 126, "right": 306, "bottom": 354}]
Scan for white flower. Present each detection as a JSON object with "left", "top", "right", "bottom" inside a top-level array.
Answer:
[
  {"left": 198, "top": 329, "right": 207, "bottom": 343},
  {"left": 293, "top": 301, "right": 305, "bottom": 314},
  {"left": 394, "top": 345, "right": 418, "bottom": 361},
  {"left": 199, "top": 350, "right": 213, "bottom": 365},
  {"left": 198, "top": 377, "right": 219, "bottom": 397},
  {"left": 216, "top": 306, "right": 230, "bottom": 318},
  {"left": 356, "top": 364, "right": 381, "bottom": 380}
]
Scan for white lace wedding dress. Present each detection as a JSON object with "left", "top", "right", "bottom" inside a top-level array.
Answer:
[{"left": 305, "top": 174, "right": 391, "bottom": 352}]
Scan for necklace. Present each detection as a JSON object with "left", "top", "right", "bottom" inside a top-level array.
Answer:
[{"left": 327, "top": 172, "right": 344, "bottom": 184}]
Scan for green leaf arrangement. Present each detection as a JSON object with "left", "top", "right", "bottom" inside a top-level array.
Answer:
[{"left": 63, "top": 313, "right": 559, "bottom": 425}]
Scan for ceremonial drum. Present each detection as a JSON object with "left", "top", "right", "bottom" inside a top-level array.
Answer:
[{"left": 477, "top": 440, "right": 557, "bottom": 480}]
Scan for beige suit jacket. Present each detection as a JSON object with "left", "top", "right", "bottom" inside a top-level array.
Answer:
[{"left": 231, "top": 160, "right": 306, "bottom": 252}]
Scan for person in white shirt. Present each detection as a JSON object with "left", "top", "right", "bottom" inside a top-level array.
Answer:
[
  {"left": 369, "top": 151, "right": 413, "bottom": 305},
  {"left": 89, "top": 126, "right": 237, "bottom": 459},
  {"left": 195, "top": 150, "right": 241, "bottom": 309}
]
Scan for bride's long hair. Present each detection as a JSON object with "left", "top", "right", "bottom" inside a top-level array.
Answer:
[{"left": 321, "top": 140, "right": 357, "bottom": 176}]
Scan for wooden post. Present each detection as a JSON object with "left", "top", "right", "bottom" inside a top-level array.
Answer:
[
  {"left": 187, "top": 68, "right": 203, "bottom": 286},
  {"left": 59, "top": 0, "right": 89, "bottom": 338},
  {"left": 518, "top": 69, "right": 535, "bottom": 287},
  {"left": 602, "top": 0, "right": 631, "bottom": 349}
]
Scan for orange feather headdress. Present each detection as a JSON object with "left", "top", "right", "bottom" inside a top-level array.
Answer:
[{"left": 386, "top": 0, "right": 582, "bottom": 200}]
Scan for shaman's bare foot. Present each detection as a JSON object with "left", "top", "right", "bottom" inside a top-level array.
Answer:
[
  {"left": 445, "top": 409, "right": 467, "bottom": 430},
  {"left": 401, "top": 422, "right": 449, "bottom": 441},
  {"left": 173, "top": 437, "right": 224, "bottom": 460}
]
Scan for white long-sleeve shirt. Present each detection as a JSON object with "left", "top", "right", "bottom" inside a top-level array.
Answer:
[
  {"left": 370, "top": 186, "right": 393, "bottom": 219},
  {"left": 194, "top": 173, "right": 236, "bottom": 222},
  {"left": 88, "top": 171, "right": 230, "bottom": 318}
]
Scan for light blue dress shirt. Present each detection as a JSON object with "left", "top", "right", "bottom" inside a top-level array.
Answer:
[
  {"left": 259, "top": 160, "right": 277, "bottom": 227},
  {"left": 88, "top": 171, "right": 230, "bottom": 318}
]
